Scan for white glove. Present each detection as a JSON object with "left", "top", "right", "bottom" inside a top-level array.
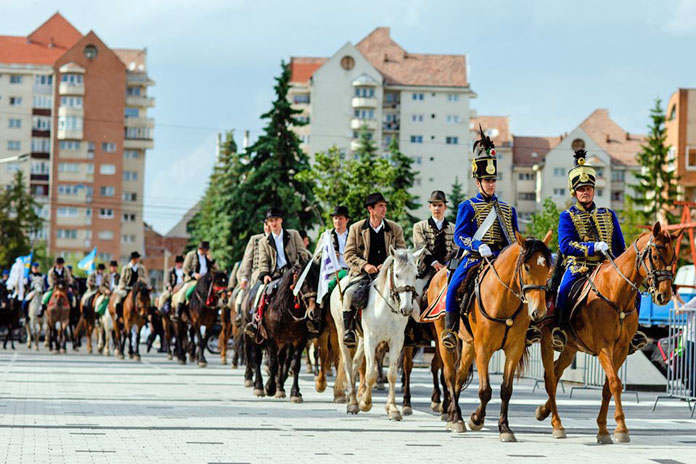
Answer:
[
  {"left": 595, "top": 241, "right": 609, "bottom": 255},
  {"left": 478, "top": 244, "right": 493, "bottom": 257}
]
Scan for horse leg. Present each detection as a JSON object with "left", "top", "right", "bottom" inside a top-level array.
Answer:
[
  {"left": 339, "top": 338, "right": 359, "bottom": 414},
  {"left": 498, "top": 341, "right": 526, "bottom": 442},
  {"left": 290, "top": 342, "right": 304, "bottom": 403},
  {"left": 536, "top": 331, "right": 574, "bottom": 438},
  {"left": 448, "top": 340, "right": 475, "bottom": 432},
  {"left": 270, "top": 344, "right": 284, "bottom": 398},
  {"left": 244, "top": 335, "right": 254, "bottom": 387},
  {"left": 469, "top": 343, "right": 493, "bottom": 432},
  {"left": 252, "top": 343, "right": 265, "bottom": 396},
  {"left": 197, "top": 326, "right": 208, "bottom": 367},
  {"left": 315, "top": 328, "right": 329, "bottom": 393},
  {"left": 401, "top": 345, "right": 414, "bottom": 416},
  {"left": 385, "top": 337, "right": 404, "bottom": 421},
  {"left": 219, "top": 312, "right": 228, "bottom": 365},
  {"left": 431, "top": 346, "right": 443, "bottom": 412},
  {"left": 596, "top": 348, "right": 629, "bottom": 443},
  {"left": 26, "top": 321, "right": 32, "bottom": 349},
  {"left": 436, "top": 318, "right": 463, "bottom": 429},
  {"left": 133, "top": 325, "right": 142, "bottom": 361},
  {"left": 360, "top": 334, "right": 377, "bottom": 412},
  {"left": 375, "top": 347, "right": 386, "bottom": 391}
]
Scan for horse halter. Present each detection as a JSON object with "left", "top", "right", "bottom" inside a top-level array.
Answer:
[
  {"left": 373, "top": 259, "right": 418, "bottom": 315},
  {"left": 289, "top": 269, "right": 316, "bottom": 321},
  {"left": 483, "top": 248, "right": 547, "bottom": 305},
  {"left": 633, "top": 235, "right": 675, "bottom": 295}
]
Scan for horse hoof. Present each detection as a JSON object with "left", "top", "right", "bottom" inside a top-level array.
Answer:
[
  {"left": 274, "top": 391, "right": 286, "bottom": 399},
  {"left": 613, "top": 432, "right": 630, "bottom": 443},
  {"left": 244, "top": 379, "right": 253, "bottom": 388},
  {"left": 359, "top": 400, "right": 372, "bottom": 412},
  {"left": 134, "top": 355, "right": 141, "bottom": 362},
  {"left": 334, "top": 395, "right": 347, "bottom": 404},
  {"left": 347, "top": 403, "right": 359, "bottom": 415},
  {"left": 129, "top": 353, "right": 134, "bottom": 359},
  {"left": 254, "top": 389, "right": 265, "bottom": 397},
  {"left": 167, "top": 354, "right": 173, "bottom": 360},
  {"left": 231, "top": 363, "right": 238, "bottom": 369},
  {"left": 60, "top": 348, "right": 66, "bottom": 354},
  {"left": 305, "top": 365, "right": 313, "bottom": 374},
  {"left": 440, "top": 413, "right": 449, "bottom": 422},
  {"left": 315, "top": 379, "right": 327, "bottom": 393},
  {"left": 552, "top": 428, "right": 567, "bottom": 439},
  {"left": 499, "top": 432, "right": 517, "bottom": 442},
  {"left": 597, "top": 433, "right": 613, "bottom": 445},
  {"left": 198, "top": 361, "right": 207, "bottom": 368},
  {"left": 221, "top": 359, "right": 227, "bottom": 365},
  {"left": 118, "top": 354, "right": 125, "bottom": 360},
  {"left": 430, "top": 401, "right": 441, "bottom": 412},
  {"left": 290, "top": 395, "right": 303, "bottom": 404},
  {"left": 388, "top": 410, "right": 402, "bottom": 421},
  {"left": 467, "top": 418, "right": 484, "bottom": 431},
  {"left": 402, "top": 406, "right": 413, "bottom": 416},
  {"left": 450, "top": 421, "right": 466, "bottom": 433},
  {"left": 535, "top": 405, "right": 550, "bottom": 422}
]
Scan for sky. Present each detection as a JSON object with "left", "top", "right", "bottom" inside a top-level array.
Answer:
[{"left": 4, "top": 0, "right": 696, "bottom": 233}]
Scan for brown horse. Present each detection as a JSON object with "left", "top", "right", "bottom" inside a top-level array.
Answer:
[
  {"left": 47, "top": 281, "right": 71, "bottom": 353},
  {"left": 401, "top": 321, "right": 446, "bottom": 416},
  {"left": 107, "top": 282, "right": 151, "bottom": 360},
  {"left": 75, "top": 290, "right": 103, "bottom": 354},
  {"left": 432, "top": 232, "right": 553, "bottom": 441},
  {"left": 536, "top": 222, "right": 676, "bottom": 444}
]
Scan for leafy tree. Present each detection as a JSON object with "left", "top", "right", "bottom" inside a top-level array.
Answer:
[
  {"left": 446, "top": 176, "right": 466, "bottom": 223},
  {"left": 630, "top": 98, "right": 679, "bottom": 224},
  {"left": 528, "top": 197, "right": 561, "bottom": 253},
  {"left": 295, "top": 146, "right": 349, "bottom": 226},
  {"left": 386, "top": 137, "right": 419, "bottom": 239},
  {"left": 0, "top": 171, "right": 43, "bottom": 268},
  {"left": 620, "top": 196, "right": 648, "bottom": 245}
]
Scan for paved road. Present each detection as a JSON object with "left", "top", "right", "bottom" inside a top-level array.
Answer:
[{"left": 0, "top": 345, "right": 694, "bottom": 464}]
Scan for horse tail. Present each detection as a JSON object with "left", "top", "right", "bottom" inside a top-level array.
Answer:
[{"left": 516, "top": 345, "right": 530, "bottom": 379}]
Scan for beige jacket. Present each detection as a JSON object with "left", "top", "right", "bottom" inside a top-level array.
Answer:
[
  {"left": 344, "top": 218, "right": 406, "bottom": 276},
  {"left": 48, "top": 266, "right": 73, "bottom": 287},
  {"left": 237, "top": 233, "right": 266, "bottom": 284},
  {"left": 182, "top": 249, "right": 216, "bottom": 281},
  {"left": 258, "top": 229, "right": 310, "bottom": 280},
  {"left": 118, "top": 263, "right": 148, "bottom": 290},
  {"left": 412, "top": 218, "right": 456, "bottom": 273}
]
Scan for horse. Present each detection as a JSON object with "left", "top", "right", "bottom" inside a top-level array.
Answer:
[
  {"left": 536, "top": 222, "right": 677, "bottom": 444},
  {"left": 74, "top": 289, "right": 103, "bottom": 354},
  {"left": 97, "top": 304, "right": 116, "bottom": 356},
  {"left": 331, "top": 248, "right": 423, "bottom": 420},
  {"left": 431, "top": 232, "right": 553, "bottom": 441},
  {"left": 312, "top": 301, "right": 346, "bottom": 402},
  {"left": 46, "top": 280, "right": 71, "bottom": 353},
  {"left": 25, "top": 276, "right": 45, "bottom": 350},
  {"left": 250, "top": 261, "right": 319, "bottom": 402},
  {"left": 175, "top": 271, "right": 228, "bottom": 367},
  {"left": 0, "top": 284, "right": 23, "bottom": 350},
  {"left": 107, "top": 282, "right": 151, "bottom": 360}
]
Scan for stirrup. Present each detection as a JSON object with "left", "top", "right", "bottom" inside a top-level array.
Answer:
[
  {"left": 343, "top": 329, "right": 357, "bottom": 349},
  {"left": 244, "top": 321, "right": 258, "bottom": 338},
  {"left": 526, "top": 325, "right": 542, "bottom": 346},
  {"left": 628, "top": 331, "right": 648, "bottom": 354},
  {"left": 441, "top": 329, "right": 458, "bottom": 352},
  {"left": 551, "top": 327, "right": 567, "bottom": 351}
]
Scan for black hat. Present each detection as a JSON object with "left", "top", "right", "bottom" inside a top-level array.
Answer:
[
  {"left": 56, "top": 257, "right": 65, "bottom": 264},
  {"left": 198, "top": 241, "right": 210, "bottom": 250},
  {"left": 97, "top": 263, "right": 106, "bottom": 270},
  {"left": 330, "top": 205, "right": 350, "bottom": 218},
  {"left": 265, "top": 208, "right": 284, "bottom": 220},
  {"left": 109, "top": 260, "right": 118, "bottom": 267},
  {"left": 428, "top": 190, "right": 447, "bottom": 204},
  {"left": 471, "top": 124, "right": 497, "bottom": 180},
  {"left": 129, "top": 251, "right": 141, "bottom": 260},
  {"left": 175, "top": 255, "right": 184, "bottom": 263},
  {"left": 365, "top": 192, "right": 387, "bottom": 208}
]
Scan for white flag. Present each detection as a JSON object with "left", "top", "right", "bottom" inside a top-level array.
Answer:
[{"left": 317, "top": 231, "right": 342, "bottom": 301}]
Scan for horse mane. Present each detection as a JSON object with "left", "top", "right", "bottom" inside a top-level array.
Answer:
[
  {"left": 376, "top": 255, "right": 396, "bottom": 289},
  {"left": 521, "top": 238, "right": 553, "bottom": 265}
]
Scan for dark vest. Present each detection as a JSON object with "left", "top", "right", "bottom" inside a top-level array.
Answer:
[
  {"left": 368, "top": 226, "right": 387, "bottom": 267},
  {"left": 52, "top": 268, "right": 65, "bottom": 285},
  {"left": 127, "top": 268, "right": 138, "bottom": 287},
  {"left": 429, "top": 219, "right": 448, "bottom": 264}
]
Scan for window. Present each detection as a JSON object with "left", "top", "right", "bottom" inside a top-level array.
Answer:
[
  {"left": 61, "top": 74, "right": 83, "bottom": 85},
  {"left": 412, "top": 93, "right": 424, "bottom": 101},
  {"left": 31, "top": 161, "right": 49, "bottom": 175},
  {"left": 292, "top": 94, "right": 310, "bottom": 104},
  {"left": 124, "top": 107, "right": 139, "bottom": 118},
  {"left": 32, "top": 116, "right": 51, "bottom": 130},
  {"left": 445, "top": 136, "right": 459, "bottom": 145},
  {"left": 98, "top": 252, "right": 112, "bottom": 261},
  {"left": 447, "top": 93, "right": 460, "bottom": 102},
  {"left": 295, "top": 115, "right": 309, "bottom": 124},
  {"left": 124, "top": 150, "right": 140, "bottom": 160},
  {"left": 9, "top": 75, "right": 22, "bottom": 84},
  {"left": 122, "top": 192, "right": 137, "bottom": 201},
  {"left": 58, "top": 184, "right": 83, "bottom": 196},
  {"left": 121, "top": 234, "right": 136, "bottom": 244},
  {"left": 411, "top": 114, "right": 424, "bottom": 122},
  {"left": 102, "top": 142, "right": 116, "bottom": 153},
  {"left": 56, "top": 229, "right": 78, "bottom": 239},
  {"left": 57, "top": 207, "right": 79, "bottom": 217},
  {"left": 9, "top": 97, "right": 22, "bottom": 106},
  {"left": 611, "top": 170, "right": 626, "bottom": 182},
  {"left": 410, "top": 135, "right": 423, "bottom": 144},
  {"left": 59, "top": 141, "right": 81, "bottom": 150},
  {"left": 32, "top": 95, "right": 52, "bottom": 108},
  {"left": 125, "top": 127, "right": 152, "bottom": 139},
  {"left": 123, "top": 213, "right": 136, "bottom": 222},
  {"left": 611, "top": 191, "right": 623, "bottom": 202},
  {"left": 446, "top": 115, "right": 460, "bottom": 124},
  {"left": 34, "top": 75, "right": 52, "bottom": 86},
  {"left": 597, "top": 188, "right": 603, "bottom": 197},
  {"left": 553, "top": 188, "right": 566, "bottom": 196},
  {"left": 58, "top": 115, "right": 82, "bottom": 131},
  {"left": 7, "top": 141, "right": 20, "bottom": 151},
  {"left": 127, "top": 86, "right": 141, "bottom": 96},
  {"left": 4, "top": 163, "right": 20, "bottom": 173},
  {"left": 100, "top": 164, "right": 116, "bottom": 175},
  {"left": 352, "top": 131, "right": 372, "bottom": 140},
  {"left": 8, "top": 119, "right": 21, "bottom": 128},
  {"left": 60, "top": 96, "right": 83, "bottom": 108},
  {"left": 32, "top": 138, "right": 50, "bottom": 153},
  {"left": 413, "top": 156, "right": 423, "bottom": 165},
  {"left": 354, "top": 87, "right": 375, "bottom": 98},
  {"left": 353, "top": 109, "right": 374, "bottom": 120},
  {"left": 414, "top": 177, "right": 422, "bottom": 186},
  {"left": 58, "top": 162, "right": 80, "bottom": 173},
  {"left": 518, "top": 192, "right": 536, "bottom": 201},
  {"left": 98, "top": 231, "right": 114, "bottom": 240},
  {"left": 553, "top": 167, "right": 565, "bottom": 177},
  {"left": 497, "top": 172, "right": 503, "bottom": 181},
  {"left": 123, "top": 171, "right": 138, "bottom": 181},
  {"left": 99, "top": 208, "right": 114, "bottom": 218},
  {"left": 100, "top": 186, "right": 115, "bottom": 196},
  {"left": 518, "top": 172, "right": 534, "bottom": 181}
]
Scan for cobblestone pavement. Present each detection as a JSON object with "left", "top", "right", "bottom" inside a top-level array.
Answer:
[{"left": 0, "top": 345, "right": 695, "bottom": 464}]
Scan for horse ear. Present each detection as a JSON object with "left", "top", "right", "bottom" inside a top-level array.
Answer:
[
  {"left": 542, "top": 229, "right": 553, "bottom": 246},
  {"left": 412, "top": 247, "right": 426, "bottom": 259},
  {"left": 389, "top": 245, "right": 396, "bottom": 256},
  {"left": 652, "top": 221, "right": 662, "bottom": 237},
  {"left": 670, "top": 228, "right": 683, "bottom": 241},
  {"left": 515, "top": 231, "right": 524, "bottom": 246}
]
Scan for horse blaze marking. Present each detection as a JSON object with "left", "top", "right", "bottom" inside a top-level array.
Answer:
[{"left": 537, "top": 256, "right": 546, "bottom": 267}]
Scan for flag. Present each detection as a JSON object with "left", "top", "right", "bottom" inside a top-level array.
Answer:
[
  {"left": 78, "top": 247, "right": 97, "bottom": 274},
  {"left": 317, "top": 231, "right": 342, "bottom": 301},
  {"left": 7, "top": 252, "right": 31, "bottom": 299}
]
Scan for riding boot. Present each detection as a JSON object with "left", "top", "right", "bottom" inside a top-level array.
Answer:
[
  {"left": 145, "top": 331, "right": 156, "bottom": 353},
  {"left": 441, "top": 311, "right": 459, "bottom": 352},
  {"left": 244, "top": 319, "right": 258, "bottom": 338},
  {"left": 526, "top": 323, "right": 542, "bottom": 346},
  {"left": 628, "top": 331, "right": 648, "bottom": 354},
  {"left": 551, "top": 305, "right": 568, "bottom": 351},
  {"left": 342, "top": 310, "right": 357, "bottom": 349}
]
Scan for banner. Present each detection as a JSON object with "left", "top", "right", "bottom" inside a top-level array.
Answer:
[
  {"left": 317, "top": 231, "right": 342, "bottom": 301},
  {"left": 78, "top": 247, "right": 97, "bottom": 274}
]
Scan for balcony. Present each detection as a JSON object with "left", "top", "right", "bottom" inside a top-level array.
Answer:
[
  {"left": 124, "top": 138, "right": 154, "bottom": 149},
  {"left": 57, "top": 215, "right": 91, "bottom": 227},
  {"left": 58, "top": 106, "right": 83, "bottom": 118},
  {"left": 126, "top": 95, "right": 155, "bottom": 107},
  {"left": 125, "top": 116, "right": 155, "bottom": 128},
  {"left": 351, "top": 118, "right": 378, "bottom": 131},
  {"left": 127, "top": 73, "right": 155, "bottom": 86},
  {"left": 59, "top": 82, "right": 84, "bottom": 96},
  {"left": 352, "top": 97, "right": 377, "bottom": 108},
  {"left": 383, "top": 121, "right": 400, "bottom": 132},
  {"left": 57, "top": 128, "right": 83, "bottom": 140}
]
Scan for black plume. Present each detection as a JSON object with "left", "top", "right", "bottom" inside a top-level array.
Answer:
[
  {"left": 473, "top": 124, "right": 495, "bottom": 154},
  {"left": 573, "top": 149, "right": 587, "bottom": 165}
]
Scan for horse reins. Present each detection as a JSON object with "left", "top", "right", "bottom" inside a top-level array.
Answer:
[
  {"left": 288, "top": 270, "right": 316, "bottom": 321},
  {"left": 373, "top": 260, "right": 418, "bottom": 315}
]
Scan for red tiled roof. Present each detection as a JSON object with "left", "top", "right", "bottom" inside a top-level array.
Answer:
[
  {"left": 114, "top": 48, "right": 147, "bottom": 71},
  {"left": 0, "top": 12, "right": 82, "bottom": 65},
  {"left": 289, "top": 57, "right": 328, "bottom": 84},
  {"left": 356, "top": 27, "right": 468, "bottom": 87},
  {"left": 471, "top": 116, "right": 511, "bottom": 147},
  {"left": 579, "top": 109, "right": 645, "bottom": 166},
  {"left": 512, "top": 135, "right": 562, "bottom": 166}
]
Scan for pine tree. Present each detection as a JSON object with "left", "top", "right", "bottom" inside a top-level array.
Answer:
[
  {"left": 528, "top": 197, "right": 561, "bottom": 253},
  {"left": 0, "top": 171, "right": 43, "bottom": 268},
  {"left": 387, "top": 137, "right": 419, "bottom": 239},
  {"left": 446, "top": 176, "right": 466, "bottom": 223},
  {"left": 630, "top": 98, "right": 680, "bottom": 224}
]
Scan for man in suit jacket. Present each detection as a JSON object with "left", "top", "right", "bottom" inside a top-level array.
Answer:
[{"left": 412, "top": 190, "right": 457, "bottom": 282}]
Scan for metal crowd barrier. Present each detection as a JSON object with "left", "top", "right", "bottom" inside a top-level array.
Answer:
[
  {"left": 652, "top": 307, "right": 696, "bottom": 417},
  {"left": 568, "top": 352, "right": 639, "bottom": 403}
]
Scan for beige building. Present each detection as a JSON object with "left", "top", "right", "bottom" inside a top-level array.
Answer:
[
  {"left": 665, "top": 89, "right": 696, "bottom": 203},
  {"left": 289, "top": 27, "right": 476, "bottom": 217}
]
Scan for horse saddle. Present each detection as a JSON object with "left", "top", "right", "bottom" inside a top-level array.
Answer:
[
  {"left": 457, "top": 262, "right": 484, "bottom": 316},
  {"left": 349, "top": 275, "right": 374, "bottom": 313},
  {"left": 567, "top": 266, "right": 602, "bottom": 322}
]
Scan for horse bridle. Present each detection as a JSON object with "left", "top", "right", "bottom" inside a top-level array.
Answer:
[
  {"left": 371, "top": 259, "right": 418, "bottom": 315},
  {"left": 483, "top": 248, "right": 548, "bottom": 305},
  {"left": 634, "top": 236, "right": 675, "bottom": 294},
  {"left": 289, "top": 269, "right": 316, "bottom": 321}
]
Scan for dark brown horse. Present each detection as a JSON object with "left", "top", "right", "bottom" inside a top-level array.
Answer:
[
  {"left": 107, "top": 282, "right": 151, "bottom": 360},
  {"left": 75, "top": 290, "right": 104, "bottom": 354},
  {"left": 47, "top": 280, "right": 71, "bottom": 353},
  {"left": 536, "top": 222, "right": 677, "bottom": 443},
  {"left": 0, "top": 284, "right": 22, "bottom": 350},
  {"left": 401, "top": 321, "right": 447, "bottom": 416},
  {"left": 251, "top": 262, "right": 319, "bottom": 402}
]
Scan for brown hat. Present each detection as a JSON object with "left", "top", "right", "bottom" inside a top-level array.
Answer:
[{"left": 428, "top": 190, "right": 447, "bottom": 204}]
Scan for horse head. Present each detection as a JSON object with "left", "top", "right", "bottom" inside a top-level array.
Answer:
[
  {"left": 132, "top": 281, "right": 151, "bottom": 317},
  {"left": 292, "top": 260, "right": 320, "bottom": 317},
  {"left": 209, "top": 271, "right": 229, "bottom": 306},
  {"left": 516, "top": 231, "right": 553, "bottom": 322},
  {"left": 381, "top": 247, "right": 421, "bottom": 317},
  {"left": 639, "top": 222, "right": 678, "bottom": 306},
  {"left": 31, "top": 276, "right": 43, "bottom": 294}
]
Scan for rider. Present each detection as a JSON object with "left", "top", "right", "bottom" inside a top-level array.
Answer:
[
  {"left": 41, "top": 257, "right": 74, "bottom": 316},
  {"left": 553, "top": 149, "right": 647, "bottom": 353},
  {"left": 80, "top": 263, "right": 108, "bottom": 310},
  {"left": 413, "top": 190, "right": 456, "bottom": 284},
  {"left": 235, "top": 220, "right": 270, "bottom": 325},
  {"left": 244, "top": 208, "right": 311, "bottom": 338},
  {"left": 108, "top": 260, "right": 120, "bottom": 292},
  {"left": 342, "top": 193, "right": 406, "bottom": 348},
  {"left": 173, "top": 241, "right": 216, "bottom": 320},
  {"left": 113, "top": 252, "right": 149, "bottom": 316},
  {"left": 158, "top": 255, "right": 185, "bottom": 315},
  {"left": 441, "top": 126, "right": 519, "bottom": 351}
]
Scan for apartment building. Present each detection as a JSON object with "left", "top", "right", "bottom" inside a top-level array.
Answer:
[
  {"left": 289, "top": 27, "right": 476, "bottom": 217},
  {"left": 0, "top": 13, "right": 154, "bottom": 263},
  {"left": 665, "top": 89, "right": 696, "bottom": 202}
]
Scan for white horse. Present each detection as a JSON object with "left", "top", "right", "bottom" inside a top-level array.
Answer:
[
  {"left": 331, "top": 247, "right": 422, "bottom": 421},
  {"left": 25, "top": 276, "right": 45, "bottom": 350}
]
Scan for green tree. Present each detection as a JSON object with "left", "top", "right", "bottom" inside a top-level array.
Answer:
[
  {"left": 619, "top": 196, "right": 648, "bottom": 245},
  {"left": 528, "top": 197, "right": 561, "bottom": 252},
  {"left": 0, "top": 171, "right": 43, "bottom": 268},
  {"left": 386, "top": 137, "right": 419, "bottom": 239},
  {"left": 630, "top": 98, "right": 679, "bottom": 224},
  {"left": 296, "top": 146, "right": 350, "bottom": 226},
  {"left": 446, "top": 176, "right": 466, "bottom": 223}
]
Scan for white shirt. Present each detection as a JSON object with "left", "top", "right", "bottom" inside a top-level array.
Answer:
[
  {"left": 175, "top": 268, "right": 184, "bottom": 286},
  {"left": 336, "top": 229, "right": 349, "bottom": 268},
  {"left": 272, "top": 230, "right": 288, "bottom": 270},
  {"left": 370, "top": 221, "right": 384, "bottom": 233},
  {"left": 129, "top": 262, "right": 139, "bottom": 273},
  {"left": 95, "top": 273, "right": 103, "bottom": 287},
  {"left": 197, "top": 252, "right": 208, "bottom": 277},
  {"left": 432, "top": 216, "right": 445, "bottom": 230}
]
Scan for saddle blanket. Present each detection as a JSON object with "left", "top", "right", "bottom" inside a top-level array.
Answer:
[
  {"left": 568, "top": 265, "right": 602, "bottom": 321},
  {"left": 419, "top": 272, "right": 448, "bottom": 322}
]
